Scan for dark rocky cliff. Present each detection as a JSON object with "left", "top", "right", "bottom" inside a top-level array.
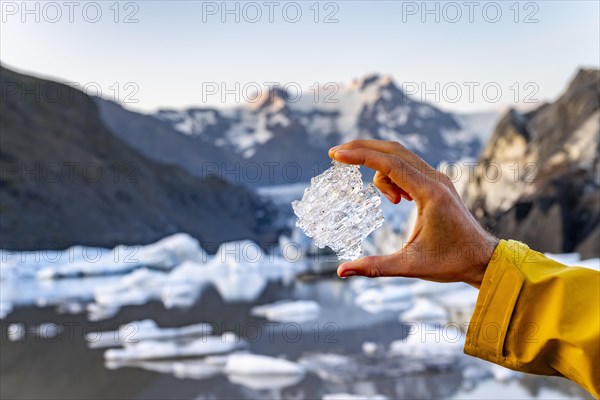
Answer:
[
  {"left": 0, "top": 66, "right": 281, "bottom": 251},
  {"left": 463, "top": 69, "right": 600, "bottom": 258}
]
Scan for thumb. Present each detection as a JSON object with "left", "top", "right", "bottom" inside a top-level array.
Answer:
[{"left": 337, "top": 254, "right": 404, "bottom": 278}]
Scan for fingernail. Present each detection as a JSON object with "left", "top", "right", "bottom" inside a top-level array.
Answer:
[
  {"left": 341, "top": 270, "right": 357, "bottom": 278},
  {"left": 329, "top": 146, "right": 340, "bottom": 153},
  {"left": 335, "top": 150, "right": 350, "bottom": 155}
]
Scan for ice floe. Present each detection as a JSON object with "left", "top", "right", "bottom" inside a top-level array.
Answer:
[
  {"left": 251, "top": 300, "right": 321, "bottom": 322},
  {"left": 105, "top": 358, "right": 223, "bottom": 380},
  {"left": 399, "top": 298, "right": 448, "bottom": 324},
  {"left": 355, "top": 285, "right": 413, "bottom": 314},
  {"left": 225, "top": 353, "right": 305, "bottom": 375},
  {"left": 7, "top": 323, "right": 25, "bottom": 341},
  {"left": 86, "top": 319, "right": 213, "bottom": 348},
  {"left": 35, "top": 234, "right": 206, "bottom": 279},
  {"left": 389, "top": 324, "right": 465, "bottom": 364},
  {"left": 224, "top": 353, "right": 306, "bottom": 389},
  {"left": 104, "top": 332, "right": 244, "bottom": 361}
]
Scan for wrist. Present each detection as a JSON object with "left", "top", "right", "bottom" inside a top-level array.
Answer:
[{"left": 466, "top": 235, "right": 500, "bottom": 289}]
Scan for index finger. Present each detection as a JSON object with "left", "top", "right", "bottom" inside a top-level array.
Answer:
[
  {"left": 329, "top": 140, "right": 435, "bottom": 174},
  {"left": 332, "top": 148, "right": 430, "bottom": 202}
]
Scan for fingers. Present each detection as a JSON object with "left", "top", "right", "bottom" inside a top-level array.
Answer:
[
  {"left": 331, "top": 148, "right": 427, "bottom": 202},
  {"left": 329, "top": 140, "right": 435, "bottom": 174},
  {"left": 373, "top": 171, "right": 413, "bottom": 203},
  {"left": 337, "top": 254, "right": 405, "bottom": 278}
]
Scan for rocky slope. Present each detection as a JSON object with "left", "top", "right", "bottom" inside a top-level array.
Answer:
[
  {"left": 96, "top": 98, "right": 244, "bottom": 180},
  {"left": 0, "top": 66, "right": 281, "bottom": 251},
  {"left": 98, "top": 74, "right": 491, "bottom": 186},
  {"left": 463, "top": 69, "right": 600, "bottom": 257}
]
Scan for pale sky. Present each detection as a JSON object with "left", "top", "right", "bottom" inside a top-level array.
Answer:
[{"left": 1, "top": 1, "right": 598, "bottom": 113}]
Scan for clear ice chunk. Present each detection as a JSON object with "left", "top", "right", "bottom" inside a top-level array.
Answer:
[{"left": 292, "top": 161, "right": 385, "bottom": 260}]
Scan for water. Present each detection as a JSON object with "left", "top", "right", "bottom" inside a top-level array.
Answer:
[{"left": 0, "top": 272, "right": 590, "bottom": 400}]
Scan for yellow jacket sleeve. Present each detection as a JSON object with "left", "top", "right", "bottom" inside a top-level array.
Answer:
[{"left": 464, "top": 239, "right": 600, "bottom": 398}]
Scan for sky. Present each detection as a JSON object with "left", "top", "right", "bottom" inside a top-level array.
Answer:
[{"left": 1, "top": 0, "right": 599, "bottom": 113}]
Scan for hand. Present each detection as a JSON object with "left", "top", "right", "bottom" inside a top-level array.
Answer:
[{"left": 329, "top": 140, "right": 499, "bottom": 289}]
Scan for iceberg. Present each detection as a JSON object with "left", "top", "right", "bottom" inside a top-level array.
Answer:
[
  {"left": 106, "top": 359, "right": 222, "bottom": 380},
  {"left": 132, "top": 233, "right": 208, "bottom": 268},
  {"left": 104, "top": 332, "right": 243, "bottom": 361},
  {"left": 0, "top": 301, "right": 13, "bottom": 320},
  {"left": 355, "top": 285, "right": 413, "bottom": 314},
  {"left": 224, "top": 353, "right": 306, "bottom": 389},
  {"left": 227, "top": 373, "right": 305, "bottom": 390},
  {"left": 35, "top": 233, "right": 207, "bottom": 280},
  {"left": 93, "top": 268, "right": 165, "bottom": 306},
  {"left": 389, "top": 324, "right": 464, "bottom": 363},
  {"left": 400, "top": 298, "right": 448, "bottom": 324},
  {"left": 251, "top": 300, "right": 321, "bottom": 322},
  {"left": 7, "top": 323, "right": 25, "bottom": 341},
  {"left": 224, "top": 353, "right": 305, "bottom": 376},
  {"left": 86, "top": 319, "right": 213, "bottom": 348}
]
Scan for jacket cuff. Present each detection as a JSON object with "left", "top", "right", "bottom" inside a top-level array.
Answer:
[{"left": 464, "top": 239, "right": 527, "bottom": 367}]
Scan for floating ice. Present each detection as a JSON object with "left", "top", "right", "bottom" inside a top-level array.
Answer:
[
  {"left": 355, "top": 285, "right": 413, "bottom": 314},
  {"left": 34, "top": 233, "right": 206, "bottom": 280},
  {"left": 86, "top": 319, "right": 213, "bottom": 348},
  {"left": 389, "top": 324, "right": 464, "bottom": 361},
  {"left": 104, "top": 332, "right": 243, "bottom": 361},
  {"left": 0, "top": 301, "right": 12, "bottom": 319},
  {"left": 224, "top": 353, "right": 305, "bottom": 376},
  {"left": 227, "top": 373, "right": 305, "bottom": 390},
  {"left": 251, "top": 300, "right": 321, "bottom": 323},
  {"left": 107, "top": 358, "right": 223, "bottom": 380},
  {"left": 224, "top": 354, "right": 307, "bottom": 390},
  {"left": 7, "top": 323, "right": 25, "bottom": 341},
  {"left": 399, "top": 298, "right": 448, "bottom": 324},
  {"left": 292, "top": 161, "right": 384, "bottom": 260}
]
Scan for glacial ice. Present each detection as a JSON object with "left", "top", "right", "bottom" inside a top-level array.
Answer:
[
  {"left": 251, "top": 300, "right": 321, "bottom": 323},
  {"left": 104, "top": 332, "right": 244, "bottom": 361},
  {"left": 7, "top": 323, "right": 25, "bottom": 341},
  {"left": 354, "top": 285, "right": 413, "bottom": 314},
  {"left": 86, "top": 319, "right": 213, "bottom": 349},
  {"left": 224, "top": 353, "right": 305, "bottom": 376},
  {"left": 105, "top": 358, "right": 222, "bottom": 380},
  {"left": 34, "top": 233, "right": 205, "bottom": 280},
  {"left": 292, "top": 161, "right": 384, "bottom": 260},
  {"left": 388, "top": 324, "right": 465, "bottom": 361},
  {"left": 399, "top": 298, "right": 448, "bottom": 324}
]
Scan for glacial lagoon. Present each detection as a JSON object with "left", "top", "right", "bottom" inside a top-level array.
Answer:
[{"left": 1, "top": 236, "right": 594, "bottom": 400}]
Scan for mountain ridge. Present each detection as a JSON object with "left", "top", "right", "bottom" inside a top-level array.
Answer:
[{"left": 100, "top": 73, "right": 495, "bottom": 186}]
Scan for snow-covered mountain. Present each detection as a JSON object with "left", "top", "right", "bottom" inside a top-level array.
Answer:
[
  {"left": 97, "top": 74, "right": 499, "bottom": 186},
  {"left": 150, "top": 74, "right": 496, "bottom": 185}
]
